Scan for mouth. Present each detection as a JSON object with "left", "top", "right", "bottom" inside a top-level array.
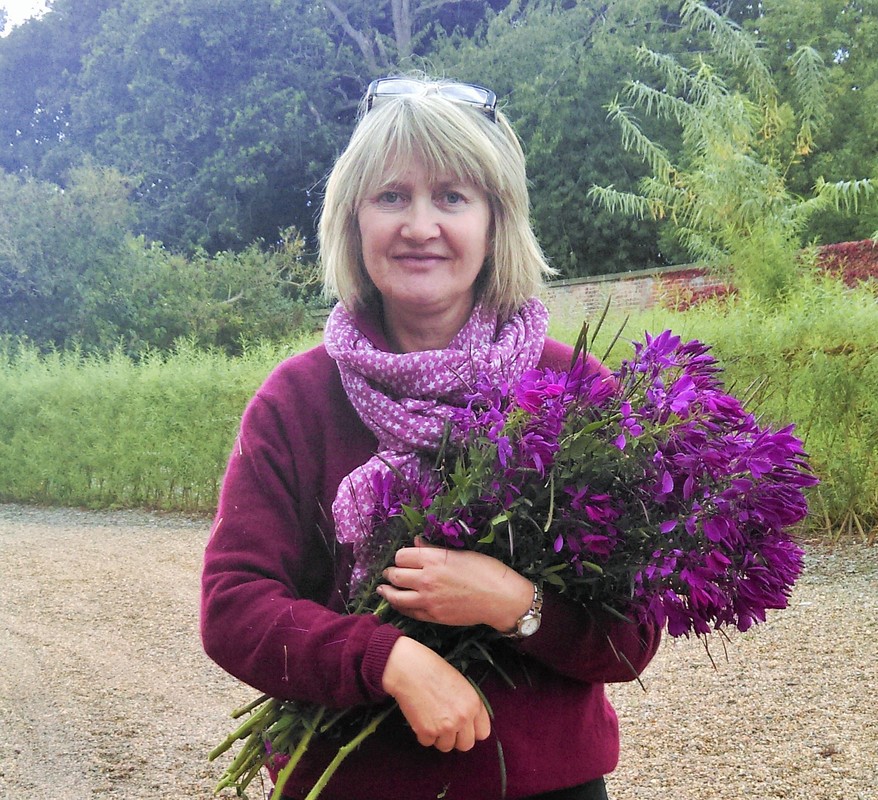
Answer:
[
  {"left": 393, "top": 251, "right": 447, "bottom": 260},
  {"left": 392, "top": 252, "right": 448, "bottom": 267}
]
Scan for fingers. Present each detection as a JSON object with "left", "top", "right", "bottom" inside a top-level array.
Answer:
[
  {"left": 383, "top": 638, "right": 492, "bottom": 754},
  {"left": 380, "top": 547, "right": 534, "bottom": 630},
  {"left": 432, "top": 697, "right": 491, "bottom": 753},
  {"left": 393, "top": 544, "right": 447, "bottom": 569},
  {"left": 376, "top": 581, "right": 429, "bottom": 621}
]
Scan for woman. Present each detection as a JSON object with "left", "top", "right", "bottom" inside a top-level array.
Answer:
[{"left": 201, "top": 76, "right": 661, "bottom": 800}]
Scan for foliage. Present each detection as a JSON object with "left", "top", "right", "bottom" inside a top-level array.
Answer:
[
  {"left": 116, "top": 229, "right": 321, "bottom": 355},
  {"left": 0, "top": 167, "right": 320, "bottom": 354},
  {"left": 0, "top": 0, "right": 114, "bottom": 180},
  {"left": 688, "top": 281, "right": 878, "bottom": 541},
  {"left": 0, "top": 0, "right": 511, "bottom": 255},
  {"left": 1, "top": 1, "right": 878, "bottom": 274},
  {"left": 745, "top": 0, "right": 878, "bottom": 245},
  {"left": 322, "top": 0, "right": 508, "bottom": 70},
  {"left": 588, "top": 0, "right": 877, "bottom": 301},
  {"left": 816, "top": 239, "right": 878, "bottom": 286},
  {"left": 0, "top": 164, "right": 136, "bottom": 348},
  {"left": 656, "top": 240, "right": 878, "bottom": 311},
  {"left": 69, "top": 0, "right": 344, "bottom": 252},
  {"left": 0, "top": 337, "right": 317, "bottom": 512},
  {"left": 1, "top": 274, "right": 874, "bottom": 536}
]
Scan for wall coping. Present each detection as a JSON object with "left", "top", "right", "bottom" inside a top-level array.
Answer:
[{"left": 545, "top": 263, "right": 704, "bottom": 288}]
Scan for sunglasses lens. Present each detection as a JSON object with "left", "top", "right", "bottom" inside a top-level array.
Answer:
[
  {"left": 439, "top": 84, "right": 489, "bottom": 105},
  {"left": 372, "top": 79, "right": 425, "bottom": 97}
]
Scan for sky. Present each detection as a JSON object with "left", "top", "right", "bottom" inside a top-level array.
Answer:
[{"left": 1, "top": 0, "right": 49, "bottom": 34}]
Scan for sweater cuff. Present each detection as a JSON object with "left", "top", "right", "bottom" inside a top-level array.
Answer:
[{"left": 361, "top": 623, "right": 405, "bottom": 701}]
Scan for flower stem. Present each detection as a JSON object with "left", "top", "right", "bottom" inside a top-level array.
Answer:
[
  {"left": 269, "top": 706, "right": 327, "bottom": 800},
  {"left": 209, "top": 698, "right": 277, "bottom": 761},
  {"left": 213, "top": 728, "right": 264, "bottom": 792},
  {"left": 231, "top": 692, "right": 272, "bottom": 719},
  {"left": 300, "top": 704, "right": 397, "bottom": 800}
]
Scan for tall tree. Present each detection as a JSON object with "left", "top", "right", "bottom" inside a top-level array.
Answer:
[
  {"left": 589, "top": 1, "right": 876, "bottom": 299},
  {"left": 746, "top": 0, "right": 878, "bottom": 244},
  {"left": 0, "top": 165, "right": 136, "bottom": 346},
  {"left": 0, "top": 0, "right": 114, "bottom": 179},
  {"left": 68, "top": 0, "right": 345, "bottom": 252},
  {"left": 323, "top": 0, "right": 507, "bottom": 71},
  {"left": 428, "top": 0, "right": 680, "bottom": 277}
]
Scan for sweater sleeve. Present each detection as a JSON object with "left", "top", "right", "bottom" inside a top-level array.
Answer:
[
  {"left": 512, "top": 589, "right": 661, "bottom": 684},
  {"left": 200, "top": 354, "right": 404, "bottom": 708}
]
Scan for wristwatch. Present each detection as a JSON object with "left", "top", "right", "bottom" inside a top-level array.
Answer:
[{"left": 504, "top": 582, "right": 543, "bottom": 639}]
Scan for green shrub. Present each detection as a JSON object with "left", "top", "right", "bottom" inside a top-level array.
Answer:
[
  {"left": 0, "top": 335, "right": 318, "bottom": 512},
  {"left": 2, "top": 275, "right": 875, "bottom": 541},
  {"left": 0, "top": 164, "right": 320, "bottom": 354}
]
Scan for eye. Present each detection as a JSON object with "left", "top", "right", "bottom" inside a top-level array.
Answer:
[
  {"left": 438, "top": 187, "right": 472, "bottom": 207},
  {"left": 378, "top": 190, "right": 403, "bottom": 204}
]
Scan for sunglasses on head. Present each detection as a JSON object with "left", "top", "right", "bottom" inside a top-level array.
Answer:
[{"left": 365, "top": 77, "right": 497, "bottom": 122}]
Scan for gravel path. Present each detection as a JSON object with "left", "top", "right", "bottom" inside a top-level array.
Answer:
[{"left": 0, "top": 503, "right": 875, "bottom": 800}]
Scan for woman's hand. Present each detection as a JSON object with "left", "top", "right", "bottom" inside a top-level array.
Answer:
[
  {"left": 382, "top": 636, "right": 491, "bottom": 752},
  {"left": 377, "top": 538, "right": 534, "bottom": 633}
]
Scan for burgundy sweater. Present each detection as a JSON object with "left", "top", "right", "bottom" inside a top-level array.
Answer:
[{"left": 201, "top": 320, "right": 661, "bottom": 800}]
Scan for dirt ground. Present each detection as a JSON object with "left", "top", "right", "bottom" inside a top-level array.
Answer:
[{"left": 0, "top": 503, "right": 876, "bottom": 800}]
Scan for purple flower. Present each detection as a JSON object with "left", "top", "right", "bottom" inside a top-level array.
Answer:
[
  {"left": 514, "top": 368, "right": 569, "bottom": 413},
  {"left": 363, "top": 328, "right": 816, "bottom": 641}
]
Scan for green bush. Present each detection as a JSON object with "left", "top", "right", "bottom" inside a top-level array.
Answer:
[
  {"left": 0, "top": 335, "right": 318, "bottom": 512},
  {"left": 1, "top": 274, "right": 875, "bottom": 541},
  {"left": 0, "top": 166, "right": 320, "bottom": 354},
  {"left": 117, "top": 229, "right": 321, "bottom": 355}
]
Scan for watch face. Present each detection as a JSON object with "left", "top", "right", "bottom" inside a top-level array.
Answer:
[{"left": 519, "top": 615, "right": 541, "bottom": 637}]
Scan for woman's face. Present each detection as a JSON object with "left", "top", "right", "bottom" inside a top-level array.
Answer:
[{"left": 357, "top": 156, "right": 491, "bottom": 330}]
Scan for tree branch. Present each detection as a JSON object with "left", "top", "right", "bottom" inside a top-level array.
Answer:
[
  {"left": 324, "top": 0, "right": 380, "bottom": 74},
  {"left": 392, "top": 0, "right": 413, "bottom": 59}
]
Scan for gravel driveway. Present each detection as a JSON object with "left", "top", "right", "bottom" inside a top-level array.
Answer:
[{"left": 0, "top": 503, "right": 875, "bottom": 800}]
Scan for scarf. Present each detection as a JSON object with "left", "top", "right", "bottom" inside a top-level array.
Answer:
[{"left": 324, "top": 298, "right": 549, "bottom": 586}]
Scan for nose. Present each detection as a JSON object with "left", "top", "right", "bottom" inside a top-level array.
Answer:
[{"left": 400, "top": 197, "right": 440, "bottom": 242}]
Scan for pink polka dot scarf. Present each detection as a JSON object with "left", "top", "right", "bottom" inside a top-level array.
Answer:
[{"left": 324, "top": 298, "right": 549, "bottom": 585}]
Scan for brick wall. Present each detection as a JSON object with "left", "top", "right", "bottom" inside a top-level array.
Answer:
[
  {"left": 312, "top": 243, "right": 874, "bottom": 332},
  {"left": 540, "top": 240, "right": 878, "bottom": 328},
  {"left": 540, "top": 264, "right": 728, "bottom": 329}
]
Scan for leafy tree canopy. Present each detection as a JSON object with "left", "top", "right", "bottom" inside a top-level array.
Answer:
[
  {"left": 429, "top": 0, "right": 685, "bottom": 276},
  {"left": 1, "top": 0, "right": 877, "bottom": 288},
  {"left": 744, "top": 0, "right": 878, "bottom": 243},
  {"left": 589, "top": 0, "right": 876, "bottom": 301}
]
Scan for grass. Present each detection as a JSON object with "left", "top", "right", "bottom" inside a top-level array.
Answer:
[
  {"left": 1, "top": 274, "right": 875, "bottom": 540},
  {"left": 0, "top": 335, "right": 319, "bottom": 513}
]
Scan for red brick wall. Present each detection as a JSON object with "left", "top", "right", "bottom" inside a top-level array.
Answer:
[
  {"left": 541, "top": 265, "right": 728, "bottom": 330},
  {"left": 542, "top": 240, "right": 878, "bottom": 328}
]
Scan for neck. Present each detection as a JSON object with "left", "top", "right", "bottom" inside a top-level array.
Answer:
[{"left": 382, "top": 300, "right": 475, "bottom": 353}]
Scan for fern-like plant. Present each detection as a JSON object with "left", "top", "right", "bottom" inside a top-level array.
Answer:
[{"left": 589, "top": 0, "right": 876, "bottom": 301}]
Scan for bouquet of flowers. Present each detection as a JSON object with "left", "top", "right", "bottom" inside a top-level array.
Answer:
[{"left": 209, "top": 324, "right": 817, "bottom": 800}]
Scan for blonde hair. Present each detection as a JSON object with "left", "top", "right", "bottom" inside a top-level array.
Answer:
[{"left": 319, "top": 79, "right": 555, "bottom": 318}]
